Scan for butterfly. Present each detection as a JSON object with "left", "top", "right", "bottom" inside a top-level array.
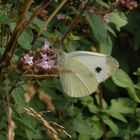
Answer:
[{"left": 57, "top": 51, "right": 119, "bottom": 97}]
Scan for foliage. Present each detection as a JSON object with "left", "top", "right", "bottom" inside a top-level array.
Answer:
[{"left": 0, "top": 0, "right": 140, "bottom": 140}]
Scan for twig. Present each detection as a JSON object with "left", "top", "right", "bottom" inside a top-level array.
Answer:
[
  {"left": 8, "top": 80, "right": 19, "bottom": 94},
  {"left": 32, "top": 0, "right": 68, "bottom": 44}
]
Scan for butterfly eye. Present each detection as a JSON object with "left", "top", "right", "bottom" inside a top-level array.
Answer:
[{"left": 95, "top": 67, "right": 102, "bottom": 73}]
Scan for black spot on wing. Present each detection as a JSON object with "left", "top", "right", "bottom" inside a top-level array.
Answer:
[{"left": 95, "top": 67, "right": 102, "bottom": 73}]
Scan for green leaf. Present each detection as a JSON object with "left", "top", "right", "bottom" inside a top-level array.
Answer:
[
  {"left": 112, "top": 69, "right": 134, "bottom": 88},
  {"left": 102, "top": 117, "right": 119, "bottom": 134},
  {"left": 134, "top": 68, "right": 140, "bottom": 76},
  {"left": 32, "top": 37, "right": 45, "bottom": 50},
  {"left": 0, "top": 47, "right": 5, "bottom": 59},
  {"left": 0, "top": 134, "right": 5, "bottom": 140},
  {"left": 18, "top": 28, "right": 33, "bottom": 50},
  {"left": 31, "top": 17, "right": 44, "bottom": 31},
  {"left": 109, "top": 98, "right": 134, "bottom": 114},
  {"left": 90, "top": 121, "right": 104, "bottom": 139},
  {"left": 66, "top": 41, "right": 80, "bottom": 52},
  {"left": 69, "top": 33, "right": 80, "bottom": 41},
  {"left": 88, "top": 104, "right": 100, "bottom": 113},
  {"left": 112, "top": 69, "right": 140, "bottom": 102},
  {"left": 109, "top": 12, "right": 128, "bottom": 31},
  {"left": 95, "top": 0, "right": 109, "bottom": 8},
  {"left": 80, "top": 96, "right": 94, "bottom": 106},
  {"left": 127, "top": 87, "right": 140, "bottom": 103},
  {"left": 105, "top": 110, "right": 127, "bottom": 123},
  {"left": 78, "top": 134, "right": 90, "bottom": 140},
  {"left": 72, "top": 118, "right": 91, "bottom": 135},
  {"left": 12, "top": 85, "right": 27, "bottom": 113},
  {"left": 0, "top": 13, "right": 10, "bottom": 24},
  {"left": 23, "top": 115, "right": 38, "bottom": 140},
  {"left": 100, "top": 35, "right": 113, "bottom": 55},
  {"left": 9, "top": 22, "right": 16, "bottom": 32},
  {"left": 86, "top": 13, "right": 107, "bottom": 43},
  {"left": 106, "top": 24, "right": 116, "bottom": 36},
  {"left": 14, "top": 117, "right": 37, "bottom": 133}
]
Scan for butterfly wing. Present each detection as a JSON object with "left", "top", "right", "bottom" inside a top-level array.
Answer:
[
  {"left": 58, "top": 52, "right": 98, "bottom": 97},
  {"left": 68, "top": 51, "right": 119, "bottom": 83}
]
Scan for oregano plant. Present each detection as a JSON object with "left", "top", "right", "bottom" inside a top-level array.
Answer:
[{"left": 0, "top": 0, "right": 140, "bottom": 140}]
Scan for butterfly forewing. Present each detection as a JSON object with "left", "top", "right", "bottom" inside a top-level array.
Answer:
[
  {"left": 58, "top": 52, "right": 98, "bottom": 97},
  {"left": 68, "top": 51, "right": 119, "bottom": 83}
]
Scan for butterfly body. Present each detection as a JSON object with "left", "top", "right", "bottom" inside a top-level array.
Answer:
[{"left": 58, "top": 51, "right": 119, "bottom": 97}]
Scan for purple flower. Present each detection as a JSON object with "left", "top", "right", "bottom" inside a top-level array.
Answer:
[
  {"left": 48, "top": 60, "right": 55, "bottom": 67},
  {"left": 42, "top": 39, "right": 50, "bottom": 50},
  {"left": 37, "top": 61, "right": 51, "bottom": 69},
  {"left": 23, "top": 54, "right": 33, "bottom": 65},
  {"left": 103, "top": 14, "right": 110, "bottom": 23},
  {"left": 41, "top": 54, "right": 49, "bottom": 61}
]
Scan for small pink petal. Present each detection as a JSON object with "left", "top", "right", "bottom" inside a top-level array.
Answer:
[
  {"left": 103, "top": 14, "right": 110, "bottom": 23},
  {"left": 23, "top": 54, "right": 33, "bottom": 65},
  {"left": 37, "top": 61, "right": 51, "bottom": 69},
  {"left": 41, "top": 54, "right": 49, "bottom": 61},
  {"left": 48, "top": 60, "right": 55, "bottom": 67},
  {"left": 42, "top": 39, "right": 50, "bottom": 50}
]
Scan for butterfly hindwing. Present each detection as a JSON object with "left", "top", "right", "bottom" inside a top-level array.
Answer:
[{"left": 58, "top": 52, "right": 98, "bottom": 97}]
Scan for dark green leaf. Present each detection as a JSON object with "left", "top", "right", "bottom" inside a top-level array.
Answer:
[
  {"left": 112, "top": 69, "right": 134, "bottom": 88},
  {"left": 72, "top": 118, "right": 92, "bottom": 135},
  {"left": 103, "top": 117, "right": 119, "bottom": 134},
  {"left": 86, "top": 13, "right": 107, "bottom": 43},
  {"left": 18, "top": 28, "right": 33, "bottom": 50},
  {"left": 109, "top": 12, "right": 127, "bottom": 31},
  {"left": 90, "top": 121, "right": 104, "bottom": 139},
  {"left": 0, "top": 13, "right": 10, "bottom": 24},
  {"left": 78, "top": 134, "right": 90, "bottom": 140}
]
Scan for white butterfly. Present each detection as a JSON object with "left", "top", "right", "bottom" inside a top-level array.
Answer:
[{"left": 58, "top": 51, "right": 119, "bottom": 97}]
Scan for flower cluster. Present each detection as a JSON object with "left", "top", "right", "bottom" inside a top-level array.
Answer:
[
  {"left": 119, "top": 0, "right": 138, "bottom": 9},
  {"left": 18, "top": 39, "right": 57, "bottom": 75}
]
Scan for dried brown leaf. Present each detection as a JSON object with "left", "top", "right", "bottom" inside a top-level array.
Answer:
[
  {"left": 24, "top": 85, "right": 36, "bottom": 102},
  {"left": 39, "top": 90, "right": 55, "bottom": 112}
]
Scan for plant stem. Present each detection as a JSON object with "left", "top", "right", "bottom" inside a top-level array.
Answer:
[
  {"left": 98, "top": 85, "right": 103, "bottom": 108},
  {"left": 98, "top": 85, "right": 108, "bottom": 140},
  {"left": 0, "top": 0, "right": 33, "bottom": 67},
  {"left": 32, "top": 0, "right": 68, "bottom": 44},
  {"left": 11, "top": 0, "right": 53, "bottom": 55}
]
